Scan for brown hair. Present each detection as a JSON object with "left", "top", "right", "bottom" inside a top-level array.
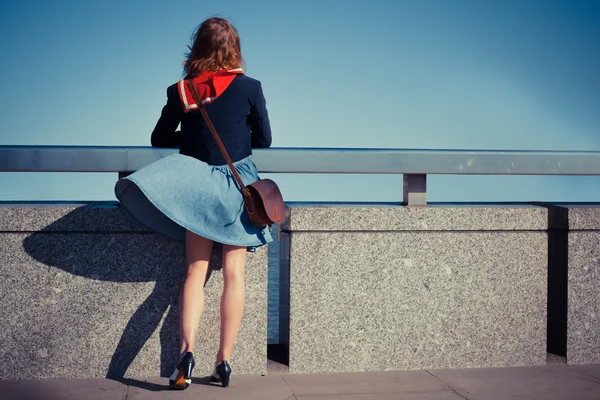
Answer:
[{"left": 183, "top": 17, "right": 244, "bottom": 78}]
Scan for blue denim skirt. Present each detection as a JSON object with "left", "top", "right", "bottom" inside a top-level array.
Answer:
[{"left": 114, "top": 153, "right": 272, "bottom": 248}]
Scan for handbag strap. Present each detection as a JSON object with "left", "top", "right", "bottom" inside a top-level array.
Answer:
[{"left": 186, "top": 79, "right": 247, "bottom": 191}]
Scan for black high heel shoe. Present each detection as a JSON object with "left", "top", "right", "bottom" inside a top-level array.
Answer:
[
  {"left": 169, "top": 352, "right": 195, "bottom": 390},
  {"left": 211, "top": 360, "right": 232, "bottom": 387}
]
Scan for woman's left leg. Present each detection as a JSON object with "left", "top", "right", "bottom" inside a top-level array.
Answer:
[
  {"left": 169, "top": 230, "right": 213, "bottom": 390},
  {"left": 179, "top": 230, "right": 213, "bottom": 357}
]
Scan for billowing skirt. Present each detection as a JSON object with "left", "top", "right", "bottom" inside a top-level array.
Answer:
[{"left": 114, "top": 153, "right": 272, "bottom": 248}]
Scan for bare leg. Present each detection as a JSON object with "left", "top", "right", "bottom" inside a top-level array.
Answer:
[
  {"left": 216, "top": 244, "right": 247, "bottom": 364},
  {"left": 179, "top": 230, "right": 213, "bottom": 358}
]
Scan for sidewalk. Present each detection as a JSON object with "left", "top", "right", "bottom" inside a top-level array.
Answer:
[{"left": 2, "top": 364, "right": 600, "bottom": 400}]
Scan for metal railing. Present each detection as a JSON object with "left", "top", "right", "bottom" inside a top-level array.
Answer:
[{"left": 2, "top": 145, "right": 600, "bottom": 206}]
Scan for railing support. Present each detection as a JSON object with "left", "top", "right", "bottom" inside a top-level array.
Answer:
[{"left": 403, "top": 174, "right": 427, "bottom": 206}]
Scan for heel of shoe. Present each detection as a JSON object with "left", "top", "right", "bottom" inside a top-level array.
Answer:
[
  {"left": 221, "top": 371, "right": 230, "bottom": 388},
  {"left": 216, "top": 361, "right": 232, "bottom": 388},
  {"left": 169, "top": 368, "right": 190, "bottom": 390},
  {"left": 169, "top": 352, "right": 195, "bottom": 390},
  {"left": 182, "top": 358, "right": 195, "bottom": 380},
  {"left": 180, "top": 352, "right": 195, "bottom": 378}
]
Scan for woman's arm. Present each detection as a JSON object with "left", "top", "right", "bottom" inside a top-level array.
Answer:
[
  {"left": 248, "top": 82, "right": 272, "bottom": 148},
  {"left": 151, "top": 85, "right": 184, "bottom": 147}
]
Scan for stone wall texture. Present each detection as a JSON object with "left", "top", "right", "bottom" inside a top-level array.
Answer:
[
  {"left": 567, "top": 206, "right": 600, "bottom": 365},
  {"left": 283, "top": 205, "right": 548, "bottom": 373},
  {"left": 0, "top": 204, "right": 267, "bottom": 379}
]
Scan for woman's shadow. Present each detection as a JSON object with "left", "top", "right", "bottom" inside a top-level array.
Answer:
[{"left": 22, "top": 203, "right": 223, "bottom": 381}]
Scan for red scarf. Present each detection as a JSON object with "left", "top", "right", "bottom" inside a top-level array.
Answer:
[{"left": 178, "top": 68, "right": 244, "bottom": 113}]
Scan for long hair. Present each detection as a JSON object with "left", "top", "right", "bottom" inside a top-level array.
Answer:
[{"left": 184, "top": 17, "right": 244, "bottom": 78}]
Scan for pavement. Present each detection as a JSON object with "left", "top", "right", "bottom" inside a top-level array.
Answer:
[{"left": 2, "top": 363, "right": 600, "bottom": 400}]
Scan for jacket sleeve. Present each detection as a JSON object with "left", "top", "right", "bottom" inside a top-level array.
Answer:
[
  {"left": 248, "top": 82, "right": 272, "bottom": 148},
  {"left": 151, "top": 85, "right": 184, "bottom": 147}
]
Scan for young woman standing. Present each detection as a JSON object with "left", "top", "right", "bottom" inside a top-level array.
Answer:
[{"left": 115, "top": 16, "right": 273, "bottom": 389}]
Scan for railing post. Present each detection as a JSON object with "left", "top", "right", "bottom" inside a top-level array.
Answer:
[{"left": 403, "top": 174, "right": 427, "bottom": 206}]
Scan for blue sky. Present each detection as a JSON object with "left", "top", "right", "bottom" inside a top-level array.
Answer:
[{"left": 1, "top": 0, "right": 599, "bottom": 202}]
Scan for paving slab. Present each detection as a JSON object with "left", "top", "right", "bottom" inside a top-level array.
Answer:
[
  {"left": 295, "top": 393, "right": 463, "bottom": 400},
  {"left": 568, "top": 364, "right": 600, "bottom": 383},
  {"left": 429, "top": 365, "right": 600, "bottom": 400},
  {"left": 0, "top": 378, "right": 126, "bottom": 400},
  {"left": 283, "top": 370, "right": 448, "bottom": 396},
  {"left": 124, "top": 375, "right": 294, "bottom": 400},
  {"left": 3, "top": 365, "right": 600, "bottom": 400}
]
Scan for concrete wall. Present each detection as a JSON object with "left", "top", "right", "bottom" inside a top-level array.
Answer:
[
  {"left": 282, "top": 205, "right": 549, "bottom": 373},
  {"left": 0, "top": 204, "right": 267, "bottom": 379},
  {"left": 4, "top": 202, "right": 600, "bottom": 378},
  {"left": 568, "top": 206, "right": 600, "bottom": 365}
]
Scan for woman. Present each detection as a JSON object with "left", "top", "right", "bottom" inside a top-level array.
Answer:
[{"left": 114, "top": 17, "right": 273, "bottom": 389}]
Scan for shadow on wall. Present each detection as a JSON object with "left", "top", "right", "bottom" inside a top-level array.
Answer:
[{"left": 21, "top": 206, "right": 223, "bottom": 379}]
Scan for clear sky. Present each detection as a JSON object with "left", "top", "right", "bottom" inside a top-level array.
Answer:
[{"left": 1, "top": 0, "right": 599, "bottom": 203}]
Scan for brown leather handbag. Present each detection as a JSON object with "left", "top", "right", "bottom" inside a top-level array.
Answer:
[{"left": 187, "top": 80, "right": 285, "bottom": 227}]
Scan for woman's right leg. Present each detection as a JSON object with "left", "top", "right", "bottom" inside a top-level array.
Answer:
[
  {"left": 216, "top": 244, "right": 247, "bottom": 364},
  {"left": 179, "top": 230, "right": 213, "bottom": 358}
]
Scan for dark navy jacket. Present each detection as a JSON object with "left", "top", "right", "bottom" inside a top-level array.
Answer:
[{"left": 150, "top": 75, "right": 272, "bottom": 166}]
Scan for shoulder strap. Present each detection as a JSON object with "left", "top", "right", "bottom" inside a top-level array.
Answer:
[{"left": 186, "top": 79, "right": 247, "bottom": 191}]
